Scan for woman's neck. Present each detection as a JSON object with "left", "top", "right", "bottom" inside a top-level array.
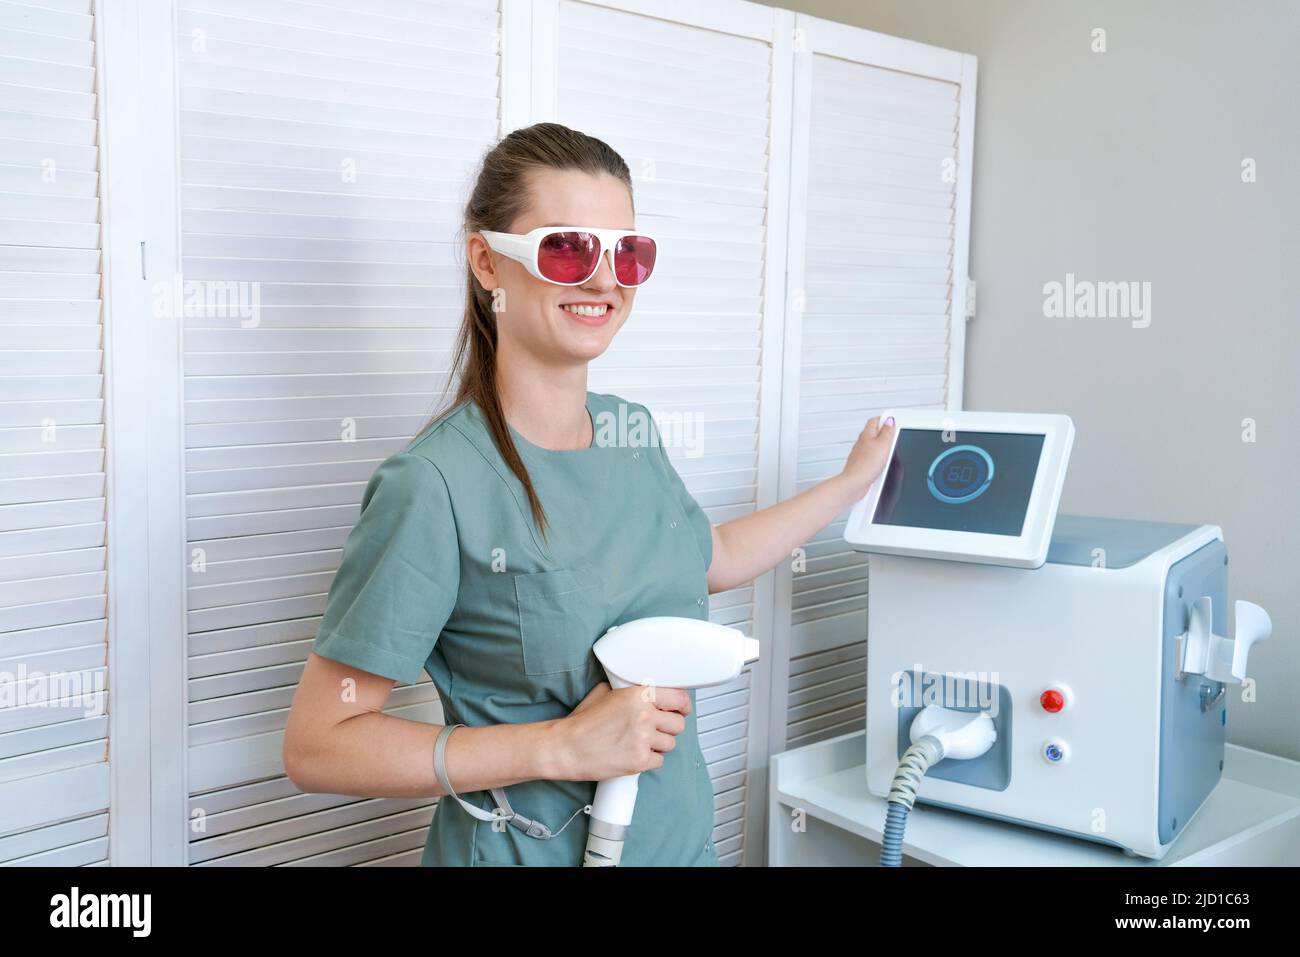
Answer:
[{"left": 495, "top": 353, "right": 591, "bottom": 451}]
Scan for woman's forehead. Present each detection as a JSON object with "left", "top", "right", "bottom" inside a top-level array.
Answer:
[{"left": 514, "top": 167, "right": 635, "bottom": 232}]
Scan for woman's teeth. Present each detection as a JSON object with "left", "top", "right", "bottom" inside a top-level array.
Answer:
[{"left": 561, "top": 304, "right": 608, "bottom": 317}]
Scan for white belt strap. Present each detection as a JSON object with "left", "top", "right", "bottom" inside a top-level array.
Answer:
[{"left": 433, "top": 723, "right": 589, "bottom": 841}]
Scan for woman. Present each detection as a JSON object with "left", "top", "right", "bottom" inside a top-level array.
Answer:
[{"left": 283, "top": 122, "right": 896, "bottom": 866}]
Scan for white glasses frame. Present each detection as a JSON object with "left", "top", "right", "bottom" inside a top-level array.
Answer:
[{"left": 479, "top": 225, "right": 658, "bottom": 288}]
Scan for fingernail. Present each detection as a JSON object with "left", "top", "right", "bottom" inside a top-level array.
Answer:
[{"left": 886, "top": 416, "right": 895, "bottom": 426}]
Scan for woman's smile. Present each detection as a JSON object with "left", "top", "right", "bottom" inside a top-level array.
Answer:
[{"left": 559, "top": 299, "right": 617, "bottom": 326}]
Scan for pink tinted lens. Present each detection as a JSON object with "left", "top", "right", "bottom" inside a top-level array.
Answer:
[
  {"left": 537, "top": 231, "right": 600, "bottom": 284},
  {"left": 614, "top": 235, "right": 656, "bottom": 286}
]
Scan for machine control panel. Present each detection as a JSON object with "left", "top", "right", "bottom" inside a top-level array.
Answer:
[{"left": 845, "top": 410, "right": 1075, "bottom": 568}]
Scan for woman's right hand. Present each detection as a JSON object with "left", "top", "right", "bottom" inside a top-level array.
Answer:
[{"left": 550, "top": 681, "right": 691, "bottom": 781}]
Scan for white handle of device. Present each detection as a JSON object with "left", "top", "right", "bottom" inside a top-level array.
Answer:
[
  {"left": 582, "top": 617, "right": 760, "bottom": 867},
  {"left": 1180, "top": 596, "right": 1272, "bottom": 684}
]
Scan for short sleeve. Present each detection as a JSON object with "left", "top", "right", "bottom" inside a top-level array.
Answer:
[
  {"left": 312, "top": 451, "right": 460, "bottom": 684},
  {"left": 645, "top": 407, "right": 714, "bottom": 572}
]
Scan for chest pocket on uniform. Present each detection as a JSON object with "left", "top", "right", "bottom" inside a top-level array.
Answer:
[{"left": 514, "top": 565, "right": 606, "bottom": 675}]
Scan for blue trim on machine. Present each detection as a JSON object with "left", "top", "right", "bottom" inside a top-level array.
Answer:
[
  {"left": 1046, "top": 515, "right": 1201, "bottom": 569},
  {"left": 1158, "top": 540, "right": 1228, "bottom": 845}
]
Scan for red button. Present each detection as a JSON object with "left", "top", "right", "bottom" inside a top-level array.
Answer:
[{"left": 1040, "top": 689, "right": 1065, "bottom": 713}]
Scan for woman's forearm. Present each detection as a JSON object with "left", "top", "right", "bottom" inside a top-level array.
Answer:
[
  {"left": 285, "top": 707, "right": 568, "bottom": 800},
  {"left": 285, "top": 652, "right": 692, "bottom": 802},
  {"left": 706, "top": 472, "right": 862, "bottom": 593}
]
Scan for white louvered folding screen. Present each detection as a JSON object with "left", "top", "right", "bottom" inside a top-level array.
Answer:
[
  {"left": 775, "top": 20, "right": 975, "bottom": 753},
  {"left": 175, "top": 0, "right": 501, "bottom": 865},
  {"left": 548, "top": 0, "right": 787, "bottom": 867},
  {"left": 0, "top": 0, "right": 975, "bottom": 867},
  {"left": 0, "top": 0, "right": 111, "bottom": 866}
]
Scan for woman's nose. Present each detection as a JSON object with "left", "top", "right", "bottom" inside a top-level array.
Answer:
[{"left": 583, "top": 250, "right": 619, "bottom": 291}]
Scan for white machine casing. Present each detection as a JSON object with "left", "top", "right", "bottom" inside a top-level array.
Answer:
[{"left": 865, "top": 519, "right": 1230, "bottom": 859}]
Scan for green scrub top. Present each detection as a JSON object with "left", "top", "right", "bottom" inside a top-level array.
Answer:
[{"left": 311, "top": 391, "right": 720, "bottom": 866}]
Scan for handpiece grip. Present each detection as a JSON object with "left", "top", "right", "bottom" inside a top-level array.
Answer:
[{"left": 583, "top": 776, "right": 639, "bottom": 867}]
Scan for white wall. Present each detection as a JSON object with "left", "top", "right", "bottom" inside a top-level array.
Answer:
[{"left": 767, "top": 0, "right": 1300, "bottom": 759}]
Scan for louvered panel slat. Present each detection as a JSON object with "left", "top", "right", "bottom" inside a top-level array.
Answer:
[
  {"left": 188, "top": 617, "right": 322, "bottom": 658},
  {"left": 187, "top": 414, "right": 427, "bottom": 447},
  {"left": 0, "top": 544, "right": 102, "bottom": 583},
  {"left": 177, "top": 0, "right": 501, "bottom": 866},
  {"left": 175, "top": 8, "right": 496, "bottom": 63},
  {"left": 0, "top": 0, "right": 110, "bottom": 857},
  {"left": 716, "top": 839, "right": 742, "bottom": 865},
  {"left": 0, "top": 617, "right": 101, "bottom": 660},
  {"left": 188, "top": 528, "right": 349, "bottom": 565},
  {"left": 281, "top": 826, "right": 429, "bottom": 866},
  {"left": 186, "top": 393, "right": 440, "bottom": 426},
  {"left": 786, "top": 711, "right": 864, "bottom": 751},
  {"left": 708, "top": 582, "right": 754, "bottom": 610},
  {"left": 186, "top": 549, "right": 342, "bottom": 588},
  {"left": 0, "top": 713, "right": 107, "bottom": 761},
  {"left": 786, "top": 638, "right": 869, "bottom": 751},
  {"left": 1, "top": 834, "right": 107, "bottom": 866},
  {"left": 0, "top": 759, "right": 106, "bottom": 839},
  {"left": 0, "top": 0, "right": 92, "bottom": 39},
  {"left": 359, "top": 847, "right": 423, "bottom": 866},
  {"left": 179, "top": 60, "right": 495, "bottom": 116},
  {"left": 793, "top": 560, "right": 867, "bottom": 595},
  {"left": 190, "top": 801, "right": 437, "bottom": 865},
  {"left": 187, "top": 505, "right": 359, "bottom": 542},
  {"left": 0, "top": 811, "right": 105, "bottom": 865},
  {"left": 0, "top": 691, "right": 103, "bottom": 739},
  {"left": 176, "top": 35, "right": 493, "bottom": 95},
  {"left": 701, "top": 732, "right": 745, "bottom": 770}
]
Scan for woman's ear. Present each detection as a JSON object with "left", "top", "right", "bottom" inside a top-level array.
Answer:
[{"left": 466, "top": 231, "right": 499, "bottom": 292}]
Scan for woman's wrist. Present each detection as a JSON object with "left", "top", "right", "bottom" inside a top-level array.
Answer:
[
  {"left": 826, "top": 469, "right": 871, "bottom": 512},
  {"left": 527, "top": 717, "right": 576, "bottom": 781}
]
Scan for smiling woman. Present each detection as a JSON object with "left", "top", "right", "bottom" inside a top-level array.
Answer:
[{"left": 280, "top": 122, "right": 895, "bottom": 867}]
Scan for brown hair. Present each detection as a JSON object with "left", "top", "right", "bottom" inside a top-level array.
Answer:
[{"left": 415, "top": 123, "right": 633, "bottom": 535}]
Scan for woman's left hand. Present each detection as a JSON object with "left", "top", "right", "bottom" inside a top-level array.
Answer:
[{"left": 839, "top": 415, "right": 897, "bottom": 501}]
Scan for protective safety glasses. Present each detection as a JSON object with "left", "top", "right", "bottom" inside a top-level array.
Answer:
[{"left": 480, "top": 226, "right": 658, "bottom": 288}]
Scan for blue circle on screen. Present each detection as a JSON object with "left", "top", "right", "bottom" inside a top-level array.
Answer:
[{"left": 927, "top": 445, "right": 994, "bottom": 504}]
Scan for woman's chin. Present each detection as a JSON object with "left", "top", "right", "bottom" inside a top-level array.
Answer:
[
  {"left": 566, "top": 334, "right": 615, "bottom": 363},
  {"left": 555, "top": 317, "right": 621, "bottom": 361}
]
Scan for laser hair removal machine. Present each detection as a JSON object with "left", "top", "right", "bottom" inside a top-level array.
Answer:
[
  {"left": 845, "top": 410, "right": 1273, "bottom": 861},
  {"left": 583, "top": 617, "right": 759, "bottom": 866}
]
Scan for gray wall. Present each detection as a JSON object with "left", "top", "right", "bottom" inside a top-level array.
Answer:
[{"left": 767, "top": 0, "right": 1300, "bottom": 759}]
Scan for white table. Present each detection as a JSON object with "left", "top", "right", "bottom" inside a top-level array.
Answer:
[{"left": 769, "top": 731, "right": 1300, "bottom": 866}]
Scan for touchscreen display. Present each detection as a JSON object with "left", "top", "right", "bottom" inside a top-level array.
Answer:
[{"left": 873, "top": 429, "right": 1045, "bottom": 536}]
